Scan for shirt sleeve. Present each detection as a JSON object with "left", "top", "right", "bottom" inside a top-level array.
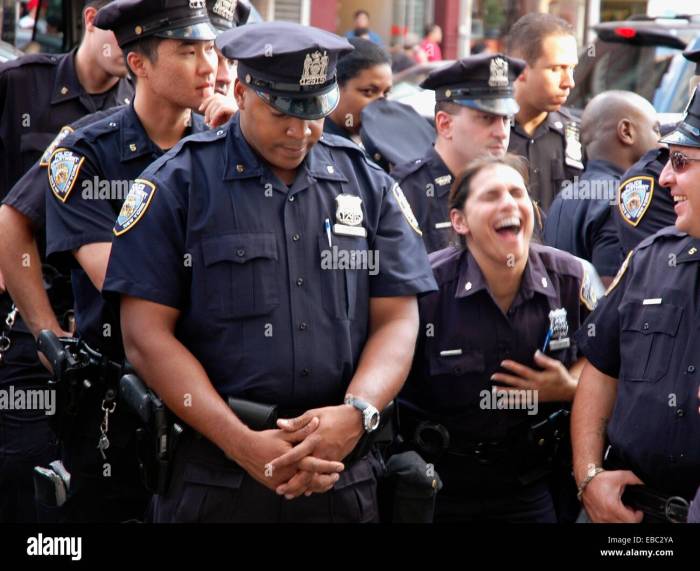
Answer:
[
  {"left": 369, "top": 175, "right": 437, "bottom": 297},
  {"left": 574, "top": 251, "right": 633, "bottom": 378},
  {"left": 45, "top": 148, "right": 117, "bottom": 262},
  {"left": 103, "top": 163, "right": 189, "bottom": 310},
  {"left": 3, "top": 160, "right": 46, "bottom": 229},
  {"left": 586, "top": 201, "right": 622, "bottom": 278}
]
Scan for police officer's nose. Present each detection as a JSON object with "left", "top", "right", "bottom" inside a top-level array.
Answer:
[
  {"left": 561, "top": 67, "right": 575, "bottom": 90},
  {"left": 493, "top": 116, "right": 509, "bottom": 140},
  {"left": 659, "top": 159, "right": 676, "bottom": 188},
  {"left": 287, "top": 119, "right": 312, "bottom": 140}
]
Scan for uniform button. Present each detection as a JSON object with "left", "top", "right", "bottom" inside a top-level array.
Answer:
[
  {"left": 296, "top": 277, "right": 304, "bottom": 286},
  {"left": 643, "top": 322, "right": 649, "bottom": 330},
  {"left": 298, "top": 322, "right": 308, "bottom": 331},
  {"left": 687, "top": 365, "right": 696, "bottom": 373},
  {"left": 292, "top": 233, "right": 301, "bottom": 241},
  {"left": 288, "top": 195, "right": 295, "bottom": 202},
  {"left": 301, "top": 368, "right": 310, "bottom": 376},
  {"left": 533, "top": 168, "right": 539, "bottom": 174},
  {"left": 236, "top": 248, "right": 245, "bottom": 257},
  {"left": 676, "top": 408, "right": 685, "bottom": 417}
]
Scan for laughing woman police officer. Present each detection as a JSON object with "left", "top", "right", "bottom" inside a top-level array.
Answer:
[{"left": 399, "top": 154, "right": 597, "bottom": 522}]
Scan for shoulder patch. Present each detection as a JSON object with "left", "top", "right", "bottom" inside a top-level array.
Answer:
[
  {"left": 605, "top": 250, "right": 633, "bottom": 296},
  {"left": 564, "top": 122, "right": 584, "bottom": 170},
  {"left": 579, "top": 267, "right": 597, "bottom": 311},
  {"left": 391, "top": 183, "right": 422, "bottom": 236},
  {"left": 114, "top": 179, "right": 157, "bottom": 236},
  {"left": 48, "top": 149, "right": 84, "bottom": 202},
  {"left": 618, "top": 176, "right": 654, "bottom": 227},
  {"left": 40, "top": 126, "right": 74, "bottom": 166}
]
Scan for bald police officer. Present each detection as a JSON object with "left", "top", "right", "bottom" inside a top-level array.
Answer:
[
  {"left": 572, "top": 88, "right": 700, "bottom": 523},
  {"left": 391, "top": 53, "right": 525, "bottom": 253},
  {"left": 507, "top": 13, "right": 583, "bottom": 212},
  {"left": 102, "top": 21, "right": 437, "bottom": 523}
]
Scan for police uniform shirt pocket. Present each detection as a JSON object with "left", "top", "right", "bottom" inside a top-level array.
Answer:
[
  {"left": 173, "top": 462, "right": 245, "bottom": 523},
  {"left": 426, "top": 349, "right": 486, "bottom": 407},
  {"left": 201, "top": 233, "right": 279, "bottom": 319},
  {"left": 619, "top": 303, "right": 683, "bottom": 382}
]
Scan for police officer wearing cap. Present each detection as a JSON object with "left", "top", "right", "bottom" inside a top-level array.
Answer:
[
  {"left": 102, "top": 21, "right": 437, "bottom": 523},
  {"left": 40, "top": 0, "right": 219, "bottom": 522},
  {"left": 0, "top": 0, "right": 132, "bottom": 523},
  {"left": 572, "top": 87, "right": 700, "bottom": 523},
  {"left": 391, "top": 53, "right": 525, "bottom": 253},
  {"left": 614, "top": 47, "right": 700, "bottom": 256},
  {"left": 506, "top": 13, "right": 584, "bottom": 212},
  {"left": 398, "top": 153, "right": 597, "bottom": 522}
]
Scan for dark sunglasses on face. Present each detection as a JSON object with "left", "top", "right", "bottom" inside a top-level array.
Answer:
[{"left": 670, "top": 150, "right": 700, "bottom": 173}]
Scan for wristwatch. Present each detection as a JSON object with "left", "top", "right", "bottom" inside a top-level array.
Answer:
[
  {"left": 577, "top": 465, "right": 605, "bottom": 501},
  {"left": 344, "top": 394, "right": 380, "bottom": 433}
]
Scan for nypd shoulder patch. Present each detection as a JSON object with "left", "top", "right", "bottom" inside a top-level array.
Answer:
[
  {"left": 391, "top": 183, "right": 422, "bottom": 236},
  {"left": 48, "top": 148, "right": 84, "bottom": 203},
  {"left": 605, "top": 250, "right": 633, "bottom": 296},
  {"left": 113, "top": 179, "right": 156, "bottom": 236},
  {"left": 618, "top": 176, "right": 654, "bottom": 227},
  {"left": 40, "top": 126, "right": 74, "bottom": 166},
  {"left": 579, "top": 268, "right": 597, "bottom": 311}
]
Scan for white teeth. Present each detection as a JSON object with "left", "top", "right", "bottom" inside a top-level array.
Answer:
[
  {"left": 674, "top": 195, "right": 687, "bottom": 203},
  {"left": 495, "top": 216, "right": 521, "bottom": 230}
]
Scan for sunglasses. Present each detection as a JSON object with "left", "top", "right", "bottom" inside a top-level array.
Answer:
[{"left": 670, "top": 151, "right": 700, "bottom": 173}]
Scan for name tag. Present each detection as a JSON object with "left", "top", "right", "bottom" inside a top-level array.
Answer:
[
  {"left": 434, "top": 222, "right": 452, "bottom": 229},
  {"left": 642, "top": 298, "right": 662, "bottom": 305},
  {"left": 439, "top": 349, "right": 462, "bottom": 357},
  {"left": 333, "top": 224, "right": 367, "bottom": 238}
]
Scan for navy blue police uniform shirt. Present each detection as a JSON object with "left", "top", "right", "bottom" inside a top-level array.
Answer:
[
  {"left": 400, "top": 243, "right": 595, "bottom": 441},
  {"left": 509, "top": 108, "right": 585, "bottom": 212},
  {"left": 45, "top": 104, "right": 206, "bottom": 357},
  {"left": 391, "top": 147, "right": 456, "bottom": 254},
  {"left": 103, "top": 115, "right": 437, "bottom": 410},
  {"left": 574, "top": 227, "right": 700, "bottom": 497},
  {"left": 0, "top": 49, "right": 133, "bottom": 200},
  {"left": 544, "top": 159, "right": 624, "bottom": 277},
  {"left": 614, "top": 147, "right": 674, "bottom": 256}
]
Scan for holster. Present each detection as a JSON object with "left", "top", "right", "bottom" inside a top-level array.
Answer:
[{"left": 622, "top": 485, "right": 689, "bottom": 523}]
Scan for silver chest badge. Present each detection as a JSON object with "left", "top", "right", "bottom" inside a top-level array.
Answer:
[
  {"left": 334, "top": 194, "right": 367, "bottom": 237},
  {"left": 547, "top": 308, "right": 570, "bottom": 351},
  {"left": 300, "top": 51, "right": 329, "bottom": 86}
]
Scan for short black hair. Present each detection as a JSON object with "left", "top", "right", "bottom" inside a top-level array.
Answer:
[
  {"left": 337, "top": 38, "right": 391, "bottom": 86},
  {"left": 353, "top": 9, "right": 369, "bottom": 20},
  {"left": 506, "top": 13, "right": 575, "bottom": 66},
  {"left": 123, "top": 36, "right": 163, "bottom": 80},
  {"left": 424, "top": 24, "right": 439, "bottom": 37}
]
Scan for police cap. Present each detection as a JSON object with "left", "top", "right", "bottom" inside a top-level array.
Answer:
[{"left": 661, "top": 86, "right": 700, "bottom": 148}]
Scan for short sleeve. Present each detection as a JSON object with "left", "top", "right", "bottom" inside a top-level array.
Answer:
[
  {"left": 369, "top": 177, "right": 437, "bottom": 297},
  {"left": 103, "top": 167, "right": 188, "bottom": 310},
  {"left": 3, "top": 160, "right": 46, "bottom": 228}
]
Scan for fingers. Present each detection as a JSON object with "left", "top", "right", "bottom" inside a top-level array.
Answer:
[
  {"left": 276, "top": 470, "right": 313, "bottom": 499},
  {"left": 491, "top": 373, "right": 529, "bottom": 389},
  {"left": 533, "top": 350, "right": 565, "bottom": 370},
  {"left": 499, "top": 359, "right": 536, "bottom": 380},
  {"left": 267, "top": 433, "right": 320, "bottom": 471},
  {"left": 277, "top": 410, "right": 316, "bottom": 433},
  {"left": 280, "top": 416, "right": 320, "bottom": 443},
  {"left": 305, "top": 472, "right": 340, "bottom": 495},
  {"left": 297, "top": 455, "right": 343, "bottom": 474}
]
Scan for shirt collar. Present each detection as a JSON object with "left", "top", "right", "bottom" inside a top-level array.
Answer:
[
  {"left": 583, "top": 159, "right": 625, "bottom": 178},
  {"left": 51, "top": 49, "right": 83, "bottom": 105},
  {"left": 455, "top": 245, "right": 559, "bottom": 302}
]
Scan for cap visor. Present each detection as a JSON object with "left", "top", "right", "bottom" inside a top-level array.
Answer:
[
  {"left": 155, "top": 22, "right": 217, "bottom": 41},
  {"left": 660, "top": 126, "right": 700, "bottom": 148},
  {"left": 453, "top": 97, "right": 519, "bottom": 117},
  {"left": 256, "top": 84, "right": 340, "bottom": 120}
]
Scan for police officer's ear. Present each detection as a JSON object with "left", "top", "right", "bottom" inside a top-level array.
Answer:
[
  {"left": 233, "top": 79, "right": 248, "bottom": 111},
  {"left": 435, "top": 109, "right": 454, "bottom": 139},
  {"left": 449, "top": 206, "right": 470, "bottom": 238},
  {"left": 82, "top": 6, "right": 99, "bottom": 35},
  {"left": 126, "top": 51, "right": 149, "bottom": 81},
  {"left": 617, "top": 118, "right": 634, "bottom": 146}
]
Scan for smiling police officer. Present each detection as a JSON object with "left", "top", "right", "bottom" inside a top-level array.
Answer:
[
  {"left": 573, "top": 87, "right": 700, "bottom": 523},
  {"left": 102, "top": 21, "right": 437, "bottom": 523}
]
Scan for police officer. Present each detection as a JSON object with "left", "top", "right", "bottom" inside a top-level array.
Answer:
[
  {"left": 614, "top": 47, "right": 700, "bottom": 256},
  {"left": 507, "top": 13, "right": 583, "bottom": 212},
  {"left": 572, "top": 87, "right": 700, "bottom": 523},
  {"left": 398, "top": 154, "right": 596, "bottom": 522},
  {"left": 544, "top": 91, "right": 661, "bottom": 284},
  {"left": 102, "top": 21, "right": 437, "bottom": 523},
  {"left": 0, "top": 0, "right": 132, "bottom": 200},
  {"left": 42, "top": 0, "right": 219, "bottom": 522},
  {"left": 0, "top": 0, "right": 132, "bottom": 523},
  {"left": 391, "top": 53, "right": 525, "bottom": 253}
]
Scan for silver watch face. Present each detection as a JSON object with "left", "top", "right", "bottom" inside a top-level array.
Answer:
[{"left": 364, "top": 409, "right": 380, "bottom": 432}]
